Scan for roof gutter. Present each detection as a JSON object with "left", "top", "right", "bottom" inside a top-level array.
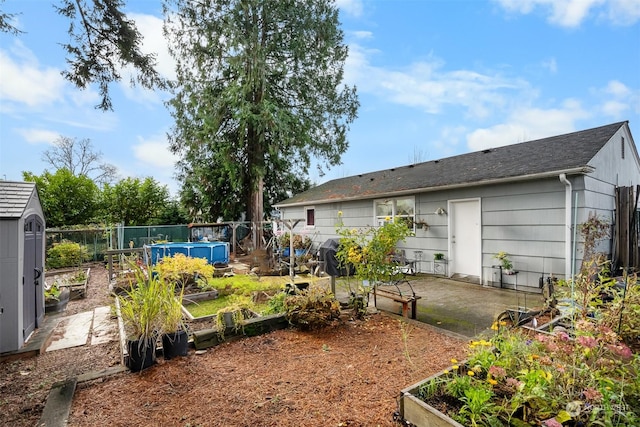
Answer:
[
  {"left": 559, "top": 173, "right": 574, "bottom": 280},
  {"left": 275, "top": 166, "right": 593, "bottom": 208}
]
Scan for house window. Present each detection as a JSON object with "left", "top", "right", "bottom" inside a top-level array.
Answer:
[
  {"left": 622, "top": 137, "right": 625, "bottom": 159},
  {"left": 305, "top": 207, "right": 315, "bottom": 227},
  {"left": 374, "top": 197, "right": 415, "bottom": 229}
]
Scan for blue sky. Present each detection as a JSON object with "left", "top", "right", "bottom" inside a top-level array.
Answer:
[{"left": 1, "top": 0, "right": 639, "bottom": 198}]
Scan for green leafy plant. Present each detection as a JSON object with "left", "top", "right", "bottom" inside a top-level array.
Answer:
[
  {"left": 434, "top": 252, "right": 444, "bottom": 260},
  {"left": 46, "top": 240, "right": 89, "bottom": 269},
  {"left": 493, "top": 251, "right": 513, "bottom": 271},
  {"left": 152, "top": 253, "right": 215, "bottom": 290},
  {"left": 417, "top": 328, "right": 638, "bottom": 426},
  {"left": 334, "top": 215, "right": 414, "bottom": 316},
  {"left": 44, "top": 282, "right": 61, "bottom": 302}
]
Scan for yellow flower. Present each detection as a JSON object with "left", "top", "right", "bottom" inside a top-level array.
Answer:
[
  {"left": 452, "top": 365, "right": 459, "bottom": 370},
  {"left": 491, "top": 322, "right": 499, "bottom": 331},
  {"left": 443, "top": 369, "right": 449, "bottom": 374},
  {"left": 467, "top": 370, "right": 475, "bottom": 376},
  {"left": 488, "top": 379, "right": 498, "bottom": 385},
  {"left": 385, "top": 216, "right": 391, "bottom": 221},
  {"left": 451, "top": 358, "right": 458, "bottom": 364},
  {"left": 338, "top": 211, "right": 343, "bottom": 216}
]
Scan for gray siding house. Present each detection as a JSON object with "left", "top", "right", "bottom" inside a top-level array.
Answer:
[
  {"left": 275, "top": 122, "right": 640, "bottom": 291},
  {"left": 0, "top": 181, "right": 46, "bottom": 354}
]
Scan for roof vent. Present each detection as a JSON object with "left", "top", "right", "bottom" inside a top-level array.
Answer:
[
  {"left": 390, "top": 168, "right": 395, "bottom": 171},
  {"left": 370, "top": 178, "right": 374, "bottom": 181},
  {"left": 408, "top": 164, "right": 414, "bottom": 168},
  {"left": 482, "top": 149, "right": 492, "bottom": 154},
  {"left": 434, "top": 160, "right": 439, "bottom": 164}
]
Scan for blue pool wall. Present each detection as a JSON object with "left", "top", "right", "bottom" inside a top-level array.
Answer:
[{"left": 145, "top": 242, "right": 230, "bottom": 266}]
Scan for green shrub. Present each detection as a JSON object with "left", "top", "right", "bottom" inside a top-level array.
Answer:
[
  {"left": 284, "top": 287, "right": 340, "bottom": 330},
  {"left": 46, "top": 240, "right": 89, "bottom": 269}
]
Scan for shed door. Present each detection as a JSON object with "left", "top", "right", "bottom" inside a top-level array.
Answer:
[
  {"left": 449, "top": 199, "right": 481, "bottom": 281},
  {"left": 23, "top": 215, "right": 45, "bottom": 340}
]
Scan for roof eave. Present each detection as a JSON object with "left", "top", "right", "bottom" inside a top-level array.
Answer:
[{"left": 274, "top": 166, "right": 593, "bottom": 208}]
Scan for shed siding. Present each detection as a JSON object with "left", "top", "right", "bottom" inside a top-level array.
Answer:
[{"left": 0, "top": 219, "right": 21, "bottom": 353}]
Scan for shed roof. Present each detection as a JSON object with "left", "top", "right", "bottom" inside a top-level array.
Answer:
[
  {"left": 276, "top": 121, "right": 627, "bottom": 207},
  {"left": 0, "top": 181, "right": 38, "bottom": 218}
]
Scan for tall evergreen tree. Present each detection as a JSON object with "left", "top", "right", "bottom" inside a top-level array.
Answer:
[{"left": 164, "top": 0, "right": 358, "bottom": 237}]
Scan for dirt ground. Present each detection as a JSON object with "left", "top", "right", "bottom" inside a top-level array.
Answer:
[{"left": 1, "top": 263, "right": 468, "bottom": 427}]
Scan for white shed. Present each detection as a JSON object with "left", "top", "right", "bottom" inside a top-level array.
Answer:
[{"left": 0, "top": 181, "right": 46, "bottom": 354}]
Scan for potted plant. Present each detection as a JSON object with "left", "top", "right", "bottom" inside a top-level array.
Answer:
[
  {"left": 116, "top": 266, "right": 163, "bottom": 372},
  {"left": 279, "top": 232, "right": 312, "bottom": 256},
  {"left": 159, "top": 280, "right": 189, "bottom": 360},
  {"left": 494, "top": 251, "right": 514, "bottom": 274},
  {"left": 434, "top": 253, "right": 445, "bottom": 261}
]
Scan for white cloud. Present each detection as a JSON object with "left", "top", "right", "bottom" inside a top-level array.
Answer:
[
  {"left": 336, "top": 0, "right": 364, "bottom": 17},
  {"left": 132, "top": 134, "right": 179, "bottom": 169},
  {"left": 0, "top": 41, "right": 65, "bottom": 108},
  {"left": 352, "top": 30, "right": 373, "bottom": 40},
  {"left": 604, "top": 80, "right": 631, "bottom": 97},
  {"left": 494, "top": 0, "right": 639, "bottom": 27},
  {"left": 117, "top": 13, "right": 174, "bottom": 106},
  {"left": 541, "top": 57, "right": 557, "bottom": 73},
  {"left": 606, "top": 0, "right": 640, "bottom": 25},
  {"left": 15, "top": 128, "right": 61, "bottom": 145},
  {"left": 595, "top": 80, "right": 639, "bottom": 118},
  {"left": 466, "top": 101, "right": 590, "bottom": 150},
  {"left": 346, "top": 43, "right": 532, "bottom": 120},
  {"left": 129, "top": 13, "right": 175, "bottom": 81}
]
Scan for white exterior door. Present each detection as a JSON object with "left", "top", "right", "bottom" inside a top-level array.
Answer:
[{"left": 449, "top": 199, "right": 481, "bottom": 280}]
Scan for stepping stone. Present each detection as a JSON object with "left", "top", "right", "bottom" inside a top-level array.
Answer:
[
  {"left": 46, "top": 311, "right": 93, "bottom": 352},
  {"left": 91, "top": 306, "right": 118, "bottom": 345}
]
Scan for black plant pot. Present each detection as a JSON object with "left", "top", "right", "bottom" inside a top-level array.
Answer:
[
  {"left": 162, "top": 329, "right": 189, "bottom": 360},
  {"left": 127, "top": 337, "right": 157, "bottom": 372}
]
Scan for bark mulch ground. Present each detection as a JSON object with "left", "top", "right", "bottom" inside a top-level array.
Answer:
[{"left": 1, "top": 263, "right": 468, "bottom": 427}]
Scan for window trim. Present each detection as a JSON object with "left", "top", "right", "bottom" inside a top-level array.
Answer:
[
  {"left": 373, "top": 196, "right": 415, "bottom": 230},
  {"left": 305, "top": 206, "right": 315, "bottom": 227}
]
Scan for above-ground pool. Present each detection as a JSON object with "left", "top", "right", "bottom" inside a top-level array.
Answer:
[{"left": 145, "top": 242, "right": 230, "bottom": 266}]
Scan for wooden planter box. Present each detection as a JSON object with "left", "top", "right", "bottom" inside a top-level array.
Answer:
[
  {"left": 48, "top": 267, "right": 90, "bottom": 300},
  {"left": 192, "top": 313, "right": 289, "bottom": 350},
  {"left": 180, "top": 290, "right": 221, "bottom": 321},
  {"left": 399, "top": 372, "right": 465, "bottom": 427}
]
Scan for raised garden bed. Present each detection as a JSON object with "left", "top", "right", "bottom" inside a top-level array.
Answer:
[
  {"left": 47, "top": 267, "right": 90, "bottom": 300},
  {"left": 399, "top": 371, "right": 465, "bottom": 427}
]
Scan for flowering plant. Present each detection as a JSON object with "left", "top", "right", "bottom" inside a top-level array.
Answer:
[
  {"left": 493, "top": 251, "right": 513, "bottom": 270},
  {"left": 334, "top": 215, "right": 414, "bottom": 284},
  {"left": 417, "top": 325, "right": 639, "bottom": 426}
]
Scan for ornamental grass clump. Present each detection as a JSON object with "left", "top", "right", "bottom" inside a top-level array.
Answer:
[{"left": 417, "top": 327, "right": 639, "bottom": 426}]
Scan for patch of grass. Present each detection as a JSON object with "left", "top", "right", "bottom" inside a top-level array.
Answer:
[{"left": 184, "top": 295, "right": 234, "bottom": 318}]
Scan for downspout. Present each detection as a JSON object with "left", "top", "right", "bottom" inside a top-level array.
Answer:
[{"left": 559, "top": 174, "right": 573, "bottom": 281}]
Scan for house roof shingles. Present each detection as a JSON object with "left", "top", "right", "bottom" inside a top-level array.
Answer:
[
  {"left": 0, "top": 181, "right": 37, "bottom": 218},
  {"left": 277, "top": 122, "right": 626, "bottom": 207}
]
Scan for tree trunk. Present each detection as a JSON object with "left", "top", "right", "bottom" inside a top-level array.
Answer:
[{"left": 250, "top": 177, "right": 264, "bottom": 249}]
